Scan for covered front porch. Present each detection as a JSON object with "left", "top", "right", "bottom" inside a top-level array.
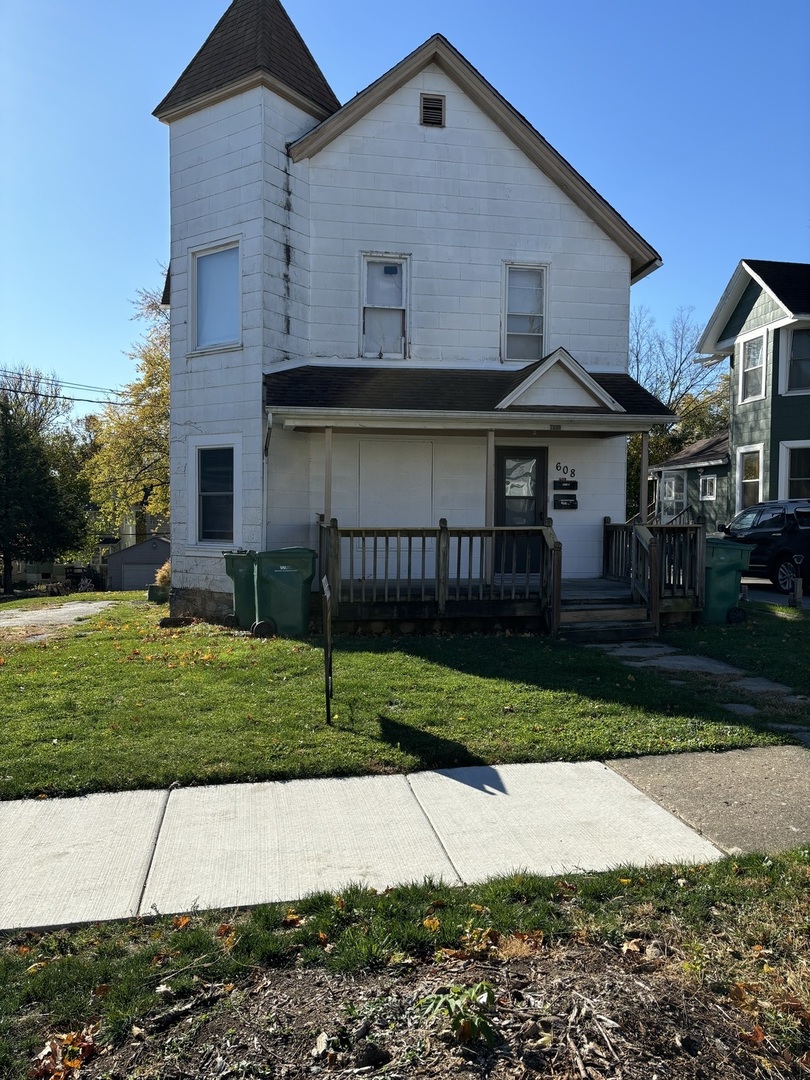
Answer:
[{"left": 318, "top": 517, "right": 706, "bottom": 636}]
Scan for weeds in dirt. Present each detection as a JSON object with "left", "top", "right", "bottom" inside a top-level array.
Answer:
[{"left": 2, "top": 852, "right": 809, "bottom": 1076}]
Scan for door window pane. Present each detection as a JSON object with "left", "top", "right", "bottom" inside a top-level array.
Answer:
[
  {"left": 503, "top": 456, "right": 537, "bottom": 526},
  {"left": 199, "top": 447, "right": 234, "bottom": 542}
]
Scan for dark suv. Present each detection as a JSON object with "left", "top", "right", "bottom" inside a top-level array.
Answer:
[{"left": 720, "top": 500, "right": 810, "bottom": 593}]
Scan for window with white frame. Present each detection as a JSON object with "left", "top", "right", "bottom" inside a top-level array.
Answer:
[
  {"left": 194, "top": 244, "right": 240, "bottom": 350},
  {"left": 787, "top": 327, "right": 810, "bottom": 392},
  {"left": 505, "top": 266, "right": 545, "bottom": 360},
  {"left": 362, "top": 257, "right": 407, "bottom": 358},
  {"left": 699, "top": 474, "right": 717, "bottom": 501},
  {"left": 197, "top": 447, "right": 234, "bottom": 542},
  {"left": 740, "top": 335, "right": 764, "bottom": 401},
  {"left": 788, "top": 445, "right": 810, "bottom": 499},
  {"left": 738, "top": 447, "right": 762, "bottom": 509}
]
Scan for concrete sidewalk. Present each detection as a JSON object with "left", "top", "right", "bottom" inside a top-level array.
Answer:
[{"left": 3, "top": 746, "right": 809, "bottom": 933}]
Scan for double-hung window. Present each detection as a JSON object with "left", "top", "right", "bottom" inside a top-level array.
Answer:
[
  {"left": 198, "top": 447, "right": 234, "bottom": 542},
  {"left": 738, "top": 447, "right": 762, "bottom": 509},
  {"left": 740, "top": 336, "right": 764, "bottom": 401},
  {"left": 362, "top": 257, "right": 407, "bottom": 358},
  {"left": 194, "top": 244, "right": 240, "bottom": 350},
  {"left": 788, "top": 446, "right": 810, "bottom": 499},
  {"left": 787, "top": 328, "right": 810, "bottom": 391},
  {"left": 505, "top": 266, "right": 545, "bottom": 360}
]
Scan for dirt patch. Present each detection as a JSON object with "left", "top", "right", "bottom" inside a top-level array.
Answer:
[{"left": 72, "top": 945, "right": 805, "bottom": 1079}]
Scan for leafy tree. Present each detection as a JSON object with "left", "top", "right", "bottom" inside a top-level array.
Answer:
[
  {"left": 627, "top": 306, "right": 727, "bottom": 517},
  {"left": 84, "top": 286, "right": 169, "bottom": 537},
  {"left": 0, "top": 369, "right": 91, "bottom": 594}
]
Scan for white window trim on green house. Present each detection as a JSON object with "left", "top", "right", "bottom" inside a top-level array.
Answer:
[
  {"left": 738, "top": 329, "right": 766, "bottom": 404},
  {"left": 778, "top": 440, "right": 810, "bottom": 500},
  {"left": 699, "top": 474, "right": 717, "bottom": 501},
  {"left": 186, "top": 433, "right": 243, "bottom": 551},
  {"left": 736, "top": 443, "right": 764, "bottom": 512},
  {"left": 778, "top": 324, "right": 810, "bottom": 395}
]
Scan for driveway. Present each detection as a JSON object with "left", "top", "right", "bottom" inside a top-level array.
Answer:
[
  {"left": 0, "top": 600, "right": 115, "bottom": 642},
  {"left": 742, "top": 577, "right": 810, "bottom": 609}
]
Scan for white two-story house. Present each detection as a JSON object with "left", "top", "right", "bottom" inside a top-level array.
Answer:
[{"left": 155, "top": 0, "right": 673, "bottom": 622}]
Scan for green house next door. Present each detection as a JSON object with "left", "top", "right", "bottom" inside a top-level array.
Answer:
[{"left": 495, "top": 448, "right": 548, "bottom": 573}]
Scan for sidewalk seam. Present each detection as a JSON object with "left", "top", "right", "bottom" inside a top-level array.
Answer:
[
  {"left": 404, "top": 774, "right": 465, "bottom": 886},
  {"left": 136, "top": 787, "right": 173, "bottom": 916}
]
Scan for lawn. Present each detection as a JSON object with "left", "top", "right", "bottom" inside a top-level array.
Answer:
[
  {"left": 663, "top": 600, "right": 810, "bottom": 696},
  {"left": 0, "top": 599, "right": 792, "bottom": 801}
]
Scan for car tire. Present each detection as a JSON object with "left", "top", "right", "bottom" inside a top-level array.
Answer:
[{"left": 771, "top": 557, "right": 798, "bottom": 594}]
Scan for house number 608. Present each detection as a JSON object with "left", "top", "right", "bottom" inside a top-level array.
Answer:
[{"left": 555, "top": 462, "right": 576, "bottom": 477}]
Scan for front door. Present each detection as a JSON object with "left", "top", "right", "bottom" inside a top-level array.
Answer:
[{"left": 495, "top": 448, "right": 547, "bottom": 573}]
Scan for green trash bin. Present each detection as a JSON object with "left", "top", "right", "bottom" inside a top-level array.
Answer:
[
  {"left": 223, "top": 550, "right": 257, "bottom": 629},
  {"left": 254, "top": 548, "right": 317, "bottom": 637},
  {"left": 701, "top": 537, "right": 752, "bottom": 624}
]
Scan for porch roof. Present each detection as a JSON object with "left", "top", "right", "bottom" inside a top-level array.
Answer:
[{"left": 263, "top": 363, "right": 675, "bottom": 430}]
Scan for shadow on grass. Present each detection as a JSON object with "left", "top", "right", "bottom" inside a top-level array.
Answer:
[
  {"left": 331, "top": 630, "right": 788, "bottom": 752},
  {"left": 376, "top": 716, "right": 506, "bottom": 793}
]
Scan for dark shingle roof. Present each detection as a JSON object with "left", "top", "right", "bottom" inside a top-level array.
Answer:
[
  {"left": 650, "top": 431, "right": 729, "bottom": 472},
  {"left": 154, "top": 0, "right": 341, "bottom": 119},
  {"left": 264, "top": 365, "right": 675, "bottom": 419},
  {"left": 745, "top": 260, "right": 810, "bottom": 316}
]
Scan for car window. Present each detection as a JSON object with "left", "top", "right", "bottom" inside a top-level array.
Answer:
[
  {"left": 729, "top": 509, "right": 759, "bottom": 530},
  {"left": 795, "top": 509, "right": 810, "bottom": 529},
  {"left": 755, "top": 508, "right": 786, "bottom": 529}
]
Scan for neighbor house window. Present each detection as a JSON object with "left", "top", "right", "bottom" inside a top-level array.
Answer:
[
  {"left": 505, "top": 266, "right": 545, "bottom": 360},
  {"left": 787, "top": 328, "right": 810, "bottom": 391},
  {"left": 738, "top": 447, "right": 762, "bottom": 509},
  {"left": 740, "top": 336, "right": 764, "bottom": 401},
  {"left": 362, "top": 257, "right": 407, "bottom": 358},
  {"left": 195, "top": 244, "right": 240, "bottom": 350},
  {"left": 198, "top": 447, "right": 234, "bottom": 542},
  {"left": 788, "top": 446, "right": 810, "bottom": 499},
  {"left": 699, "top": 474, "right": 717, "bottom": 501}
]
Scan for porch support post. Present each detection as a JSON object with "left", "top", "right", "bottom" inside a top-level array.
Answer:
[
  {"left": 323, "top": 426, "right": 333, "bottom": 524},
  {"left": 485, "top": 429, "right": 495, "bottom": 584},
  {"left": 639, "top": 431, "right": 650, "bottom": 524},
  {"left": 485, "top": 430, "right": 495, "bottom": 527}
]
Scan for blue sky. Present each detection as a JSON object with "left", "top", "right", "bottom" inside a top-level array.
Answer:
[{"left": 1, "top": 0, "right": 807, "bottom": 414}]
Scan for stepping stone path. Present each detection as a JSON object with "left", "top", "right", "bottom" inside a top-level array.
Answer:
[{"left": 587, "top": 642, "right": 810, "bottom": 748}]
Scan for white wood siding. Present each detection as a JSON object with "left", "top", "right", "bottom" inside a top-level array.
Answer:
[{"left": 303, "top": 66, "right": 630, "bottom": 372}]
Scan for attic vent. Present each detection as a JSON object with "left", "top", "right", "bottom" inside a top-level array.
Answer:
[{"left": 420, "top": 94, "right": 445, "bottom": 127}]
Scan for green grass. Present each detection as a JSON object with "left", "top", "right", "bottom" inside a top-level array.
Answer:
[
  {"left": 0, "top": 601, "right": 789, "bottom": 801},
  {"left": 663, "top": 601, "right": 810, "bottom": 696},
  {"left": 2, "top": 851, "right": 809, "bottom": 1074}
]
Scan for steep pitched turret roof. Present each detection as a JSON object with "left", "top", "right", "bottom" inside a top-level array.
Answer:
[{"left": 154, "top": 0, "right": 341, "bottom": 121}]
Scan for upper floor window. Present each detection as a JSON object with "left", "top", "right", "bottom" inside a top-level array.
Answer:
[
  {"left": 740, "top": 335, "right": 764, "bottom": 401},
  {"left": 787, "top": 327, "right": 810, "bottom": 391},
  {"left": 362, "top": 257, "right": 407, "bottom": 358},
  {"left": 505, "top": 266, "right": 545, "bottom": 361},
  {"left": 194, "top": 244, "right": 240, "bottom": 350}
]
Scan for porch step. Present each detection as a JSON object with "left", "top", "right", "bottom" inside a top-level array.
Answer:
[
  {"left": 557, "top": 619, "right": 657, "bottom": 644},
  {"left": 559, "top": 603, "right": 648, "bottom": 625}
]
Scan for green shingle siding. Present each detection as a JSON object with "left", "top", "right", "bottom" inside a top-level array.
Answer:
[{"left": 720, "top": 282, "right": 784, "bottom": 341}]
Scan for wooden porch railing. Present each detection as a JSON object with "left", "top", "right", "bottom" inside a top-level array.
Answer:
[
  {"left": 319, "top": 518, "right": 562, "bottom": 631},
  {"left": 604, "top": 518, "right": 705, "bottom": 611}
]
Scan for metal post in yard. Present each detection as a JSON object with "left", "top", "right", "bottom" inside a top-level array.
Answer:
[{"left": 322, "top": 576, "right": 333, "bottom": 725}]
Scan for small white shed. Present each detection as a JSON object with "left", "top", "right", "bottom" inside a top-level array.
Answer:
[{"left": 106, "top": 536, "right": 170, "bottom": 591}]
